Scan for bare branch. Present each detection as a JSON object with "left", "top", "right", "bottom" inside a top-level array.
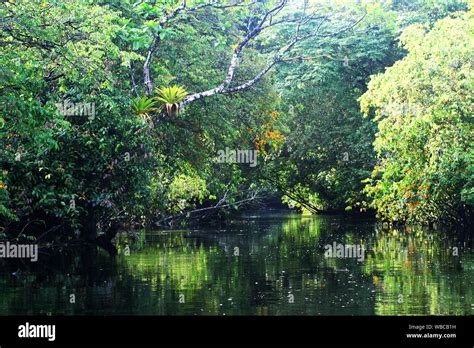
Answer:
[
  {"left": 181, "top": 0, "right": 288, "bottom": 104},
  {"left": 143, "top": 0, "right": 255, "bottom": 95},
  {"left": 157, "top": 188, "right": 260, "bottom": 225},
  {"left": 181, "top": 9, "right": 367, "bottom": 105},
  {"left": 143, "top": 34, "right": 161, "bottom": 95}
]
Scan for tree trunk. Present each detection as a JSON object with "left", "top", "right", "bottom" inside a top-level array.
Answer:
[{"left": 82, "top": 205, "right": 97, "bottom": 242}]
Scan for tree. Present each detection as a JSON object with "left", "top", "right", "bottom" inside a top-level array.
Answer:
[
  {"left": 0, "top": 0, "right": 156, "bottom": 243},
  {"left": 135, "top": 0, "right": 366, "bottom": 102},
  {"left": 359, "top": 11, "right": 473, "bottom": 224},
  {"left": 269, "top": 1, "right": 401, "bottom": 212}
]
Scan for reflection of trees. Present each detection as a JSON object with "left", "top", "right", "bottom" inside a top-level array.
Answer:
[
  {"left": 0, "top": 215, "right": 471, "bottom": 315},
  {"left": 262, "top": 215, "right": 376, "bottom": 315},
  {"left": 259, "top": 215, "right": 326, "bottom": 315},
  {"left": 362, "top": 225, "right": 473, "bottom": 315},
  {"left": 118, "top": 216, "right": 473, "bottom": 315},
  {"left": 280, "top": 216, "right": 322, "bottom": 244},
  {"left": 118, "top": 216, "right": 333, "bottom": 315},
  {"left": 120, "top": 233, "right": 253, "bottom": 315},
  {"left": 0, "top": 246, "right": 120, "bottom": 315}
]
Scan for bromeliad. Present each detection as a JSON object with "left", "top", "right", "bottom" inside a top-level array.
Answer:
[{"left": 155, "top": 85, "right": 188, "bottom": 117}]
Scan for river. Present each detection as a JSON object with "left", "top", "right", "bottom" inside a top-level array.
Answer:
[{"left": 0, "top": 211, "right": 472, "bottom": 315}]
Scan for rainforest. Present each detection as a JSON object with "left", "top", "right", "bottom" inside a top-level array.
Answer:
[{"left": 0, "top": 0, "right": 472, "bottom": 318}]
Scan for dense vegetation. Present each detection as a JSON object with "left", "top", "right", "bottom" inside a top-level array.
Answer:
[{"left": 0, "top": 0, "right": 472, "bottom": 248}]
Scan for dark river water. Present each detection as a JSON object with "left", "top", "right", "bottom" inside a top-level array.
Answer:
[{"left": 0, "top": 212, "right": 472, "bottom": 315}]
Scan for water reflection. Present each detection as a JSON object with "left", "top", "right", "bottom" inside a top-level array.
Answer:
[{"left": 0, "top": 212, "right": 472, "bottom": 315}]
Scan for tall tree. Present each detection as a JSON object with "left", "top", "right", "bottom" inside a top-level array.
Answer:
[{"left": 360, "top": 10, "right": 473, "bottom": 224}]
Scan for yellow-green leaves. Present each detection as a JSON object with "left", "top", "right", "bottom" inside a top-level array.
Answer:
[
  {"left": 155, "top": 85, "right": 188, "bottom": 117},
  {"left": 132, "top": 96, "right": 158, "bottom": 126},
  {"left": 359, "top": 12, "right": 474, "bottom": 223}
]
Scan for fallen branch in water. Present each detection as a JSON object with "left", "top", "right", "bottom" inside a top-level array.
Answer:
[{"left": 156, "top": 189, "right": 261, "bottom": 225}]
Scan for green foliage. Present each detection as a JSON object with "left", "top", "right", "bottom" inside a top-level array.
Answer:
[
  {"left": 155, "top": 85, "right": 188, "bottom": 105},
  {"left": 272, "top": 1, "right": 401, "bottom": 212},
  {"left": 132, "top": 97, "right": 159, "bottom": 116},
  {"left": 155, "top": 85, "right": 188, "bottom": 116},
  {"left": 359, "top": 11, "right": 473, "bottom": 223},
  {"left": 132, "top": 96, "right": 158, "bottom": 125},
  {"left": 1, "top": 0, "right": 472, "bottom": 241},
  {"left": 388, "top": 0, "right": 470, "bottom": 26},
  {"left": 167, "top": 174, "right": 209, "bottom": 213},
  {"left": 0, "top": 0, "right": 155, "bottom": 236}
]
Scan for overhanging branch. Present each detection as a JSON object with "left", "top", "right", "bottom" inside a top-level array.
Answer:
[
  {"left": 180, "top": 5, "right": 366, "bottom": 106},
  {"left": 143, "top": 0, "right": 255, "bottom": 95}
]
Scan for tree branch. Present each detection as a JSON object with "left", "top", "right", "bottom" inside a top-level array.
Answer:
[
  {"left": 143, "top": 0, "right": 254, "bottom": 95},
  {"left": 157, "top": 188, "right": 260, "bottom": 225},
  {"left": 181, "top": 8, "right": 366, "bottom": 105}
]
